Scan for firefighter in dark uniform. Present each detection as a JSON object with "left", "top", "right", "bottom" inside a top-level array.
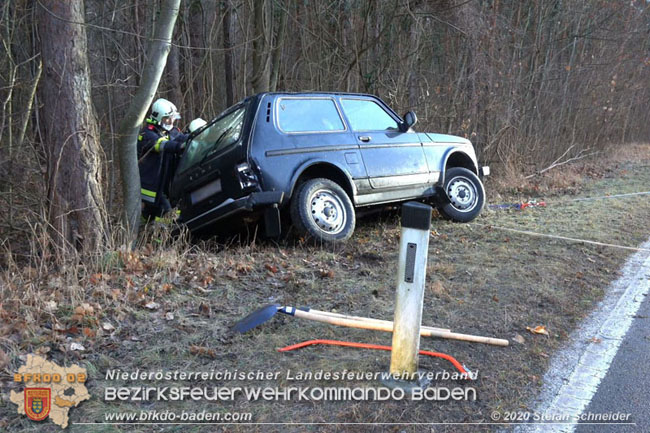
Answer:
[{"left": 138, "top": 98, "right": 188, "bottom": 222}]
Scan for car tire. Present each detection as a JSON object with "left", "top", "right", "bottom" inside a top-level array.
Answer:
[
  {"left": 290, "top": 178, "right": 355, "bottom": 242},
  {"left": 437, "top": 167, "right": 485, "bottom": 222}
]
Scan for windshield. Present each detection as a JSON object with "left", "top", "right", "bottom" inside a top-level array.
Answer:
[{"left": 177, "top": 105, "right": 246, "bottom": 173}]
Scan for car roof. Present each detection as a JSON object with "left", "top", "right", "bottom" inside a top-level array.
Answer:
[{"left": 254, "top": 91, "right": 379, "bottom": 99}]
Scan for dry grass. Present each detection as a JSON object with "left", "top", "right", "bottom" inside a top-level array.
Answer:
[
  {"left": 486, "top": 142, "right": 650, "bottom": 201},
  {"left": 1, "top": 143, "right": 649, "bottom": 432}
]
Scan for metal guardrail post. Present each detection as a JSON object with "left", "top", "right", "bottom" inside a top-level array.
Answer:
[{"left": 390, "top": 202, "right": 432, "bottom": 380}]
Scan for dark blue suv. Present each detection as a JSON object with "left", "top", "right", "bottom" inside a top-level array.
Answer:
[{"left": 170, "top": 92, "right": 489, "bottom": 242}]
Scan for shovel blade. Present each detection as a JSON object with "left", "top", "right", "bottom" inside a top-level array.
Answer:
[{"left": 232, "top": 304, "right": 280, "bottom": 333}]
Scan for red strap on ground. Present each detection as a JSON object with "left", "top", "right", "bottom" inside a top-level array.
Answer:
[{"left": 278, "top": 339, "right": 469, "bottom": 377}]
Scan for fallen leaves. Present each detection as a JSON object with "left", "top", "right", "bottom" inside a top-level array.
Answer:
[
  {"left": 120, "top": 250, "right": 145, "bottom": 273},
  {"left": 526, "top": 325, "right": 550, "bottom": 336},
  {"left": 513, "top": 334, "right": 526, "bottom": 344},
  {"left": 128, "top": 290, "right": 146, "bottom": 305},
  {"left": 429, "top": 280, "right": 446, "bottom": 296},
  {"left": 89, "top": 273, "right": 108, "bottom": 285},
  {"left": 189, "top": 345, "right": 216, "bottom": 359},
  {"left": 236, "top": 263, "right": 252, "bottom": 274},
  {"left": 198, "top": 302, "right": 211, "bottom": 317},
  {"left": 265, "top": 263, "right": 279, "bottom": 274},
  {"left": 54, "top": 323, "right": 78, "bottom": 334},
  {"left": 69, "top": 342, "right": 86, "bottom": 351},
  {"left": 144, "top": 301, "right": 160, "bottom": 310},
  {"left": 319, "top": 268, "right": 335, "bottom": 279},
  {"left": 72, "top": 303, "right": 95, "bottom": 322},
  {"left": 35, "top": 346, "right": 50, "bottom": 356}
]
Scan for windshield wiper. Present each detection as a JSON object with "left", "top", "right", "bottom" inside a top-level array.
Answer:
[
  {"left": 214, "top": 125, "right": 235, "bottom": 148},
  {"left": 197, "top": 125, "right": 235, "bottom": 166}
]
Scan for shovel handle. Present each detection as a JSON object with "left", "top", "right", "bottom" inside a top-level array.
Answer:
[
  {"left": 288, "top": 308, "right": 508, "bottom": 347},
  {"left": 420, "top": 328, "right": 509, "bottom": 346},
  {"left": 303, "top": 308, "right": 451, "bottom": 333}
]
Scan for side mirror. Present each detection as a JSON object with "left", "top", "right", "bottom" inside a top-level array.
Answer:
[{"left": 400, "top": 111, "right": 418, "bottom": 132}]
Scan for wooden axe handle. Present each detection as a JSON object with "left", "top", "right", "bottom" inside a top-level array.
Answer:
[
  {"left": 290, "top": 309, "right": 509, "bottom": 347},
  {"left": 304, "top": 308, "right": 451, "bottom": 333}
]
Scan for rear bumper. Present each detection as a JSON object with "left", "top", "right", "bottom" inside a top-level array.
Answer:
[
  {"left": 480, "top": 166, "right": 490, "bottom": 177},
  {"left": 183, "top": 190, "right": 284, "bottom": 232}
]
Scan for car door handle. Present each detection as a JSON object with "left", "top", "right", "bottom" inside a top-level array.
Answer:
[{"left": 359, "top": 136, "right": 371, "bottom": 142}]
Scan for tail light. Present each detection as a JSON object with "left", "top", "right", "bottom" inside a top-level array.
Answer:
[{"left": 236, "top": 162, "right": 258, "bottom": 190}]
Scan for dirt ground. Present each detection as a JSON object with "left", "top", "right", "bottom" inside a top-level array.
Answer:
[{"left": 1, "top": 143, "right": 649, "bottom": 432}]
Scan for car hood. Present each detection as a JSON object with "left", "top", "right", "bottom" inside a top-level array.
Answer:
[{"left": 424, "top": 132, "right": 472, "bottom": 146}]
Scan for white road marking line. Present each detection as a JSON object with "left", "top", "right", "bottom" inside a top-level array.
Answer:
[{"left": 513, "top": 240, "right": 650, "bottom": 432}]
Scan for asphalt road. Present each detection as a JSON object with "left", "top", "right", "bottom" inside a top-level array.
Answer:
[{"left": 574, "top": 291, "right": 650, "bottom": 433}]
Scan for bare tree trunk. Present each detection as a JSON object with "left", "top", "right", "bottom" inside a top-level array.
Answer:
[
  {"left": 341, "top": 1, "right": 354, "bottom": 92},
  {"left": 115, "top": 0, "right": 181, "bottom": 242},
  {"left": 99, "top": 1, "right": 117, "bottom": 214},
  {"left": 251, "top": 0, "right": 270, "bottom": 93},
  {"left": 37, "top": 0, "right": 108, "bottom": 258},
  {"left": 222, "top": 0, "right": 235, "bottom": 106},
  {"left": 407, "top": 8, "right": 421, "bottom": 109},
  {"left": 167, "top": 42, "right": 183, "bottom": 106},
  {"left": 270, "top": 0, "right": 288, "bottom": 91},
  {"left": 184, "top": 0, "right": 204, "bottom": 116}
]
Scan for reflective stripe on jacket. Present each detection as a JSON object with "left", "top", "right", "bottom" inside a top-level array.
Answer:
[{"left": 137, "top": 119, "right": 186, "bottom": 203}]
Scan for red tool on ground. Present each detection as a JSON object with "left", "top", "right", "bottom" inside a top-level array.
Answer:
[{"left": 278, "top": 339, "right": 471, "bottom": 378}]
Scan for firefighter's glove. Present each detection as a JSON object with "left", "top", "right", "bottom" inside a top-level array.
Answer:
[{"left": 168, "top": 134, "right": 188, "bottom": 153}]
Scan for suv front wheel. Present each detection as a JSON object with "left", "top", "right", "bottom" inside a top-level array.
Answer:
[
  {"left": 437, "top": 167, "right": 485, "bottom": 222},
  {"left": 290, "top": 178, "right": 355, "bottom": 242}
]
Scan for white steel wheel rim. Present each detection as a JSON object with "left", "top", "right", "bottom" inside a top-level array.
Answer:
[
  {"left": 309, "top": 189, "right": 347, "bottom": 235},
  {"left": 446, "top": 176, "right": 478, "bottom": 212}
]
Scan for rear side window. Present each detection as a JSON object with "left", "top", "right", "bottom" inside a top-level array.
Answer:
[
  {"left": 341, "top": 98, "right": 399, "bottom": 131},
  {"left": 277, "top": 98, "right": 345, "bottom": 133}
]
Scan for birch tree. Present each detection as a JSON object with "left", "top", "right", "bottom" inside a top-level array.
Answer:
[{"left": 115, "top": 0, "right": 181, "bottom": 242}]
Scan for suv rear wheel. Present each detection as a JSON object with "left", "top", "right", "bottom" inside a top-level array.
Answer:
[
  {"left": 437, "top": 167, "right": 485, "bottom": 222},
  {"left": 290, "top": 178, "right": 355, "bottom": 242}
]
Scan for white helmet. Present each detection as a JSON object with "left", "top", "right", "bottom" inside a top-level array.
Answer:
[
  {"left": 188, "top": 118, "right": 207, "bottom": 133},
  {"left": 151, "top": 98, "right": 181, "bottom": 124}
]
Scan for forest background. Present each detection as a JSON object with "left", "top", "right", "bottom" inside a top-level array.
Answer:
[{"left": 0, "top": 0, "right": 649, "bottom": 261}]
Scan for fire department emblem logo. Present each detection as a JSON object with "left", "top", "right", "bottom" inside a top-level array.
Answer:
[
  {"left": 11, "top": 355, "right": 90, "bottom": 428},
  {"left": 25, "top": 388, "right": 51, "bottom": 421}
]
